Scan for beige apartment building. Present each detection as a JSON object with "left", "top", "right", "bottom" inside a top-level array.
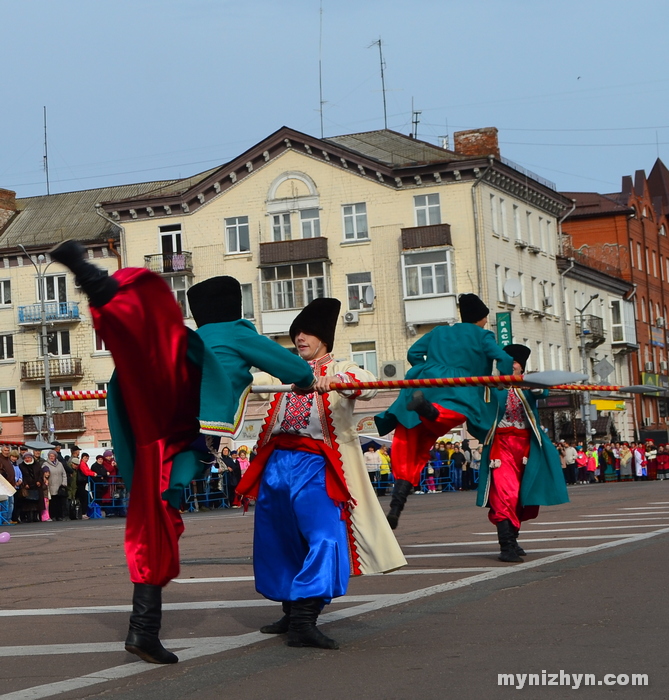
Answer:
[
  {"left": 0, "top": 126, "right": 584, "bottom": 446},
  {"left": 99, "top": 126, "right": 572, "bottom": 440}
]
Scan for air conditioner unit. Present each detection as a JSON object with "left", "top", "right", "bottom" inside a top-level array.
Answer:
[
  {"left": 658, "top": 317, "right": 666, "bottom": 328},
  {"left": 661, "top": 361, "right": 668, "bottom": 372},
  {"left": 542, "top": 296, "right": 553, "bottom": 309},
  {"left": 380, "top": 361, "right": 405, "bottom": 380},
  {"left": 514, "top": 239, "right": 528, "bottom": 249},
  {"left": 343, "top": 310, "right": 359, "bottom": 325},
  {"left": 644, "top": 362, "right": 655, "bottom": 372}
]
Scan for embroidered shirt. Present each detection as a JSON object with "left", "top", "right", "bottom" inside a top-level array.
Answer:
[{"left": 498, "top": 388, "right": 528, "bottom": 429}]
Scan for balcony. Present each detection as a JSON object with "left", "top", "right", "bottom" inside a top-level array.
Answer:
[
  {"left": 21, "top": 357, "right": 83, "bottom": 382},
  {"left": 576, "top": 314, "right": 605, "bottom": 349},
  {"left": 401, "top": 223, "right": 452, "bottom": 250},
  {"left": 144, "top": 251, "right": 193, "bottom": 275},
  {"left": 18, "top": 302, "right": 80, "bottom": 325},
  {"left": 23, "top": 411, "right": 85, "bottom": 436},
  {"left": 259, "top": 237, "right": 328, "bottom": 265}
]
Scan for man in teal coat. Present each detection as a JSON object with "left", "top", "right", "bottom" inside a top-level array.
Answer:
[
  {"left": 375, "top": 293, "right": 513, "bottom": 528},
  {"left": 476, "top": 344, "right": 569, "bottom": 562}
]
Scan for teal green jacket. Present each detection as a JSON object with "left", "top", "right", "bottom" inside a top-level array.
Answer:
[
  {"left": 375, "top": 323, "right": 514, "bottom": 442},
  {"left": 476, "top": 388, "right": 569, "bottom": 509}
]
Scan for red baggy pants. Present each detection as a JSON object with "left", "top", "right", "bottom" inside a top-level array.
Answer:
[
  {"left": 91, "top": 268, "right": 201, "bottom": 586},
  {"left": 487, "top": 426, "right": 539, "bottom": 530},
  {"left": 390, "top": 404, "right": 466, "bottom": 485}
]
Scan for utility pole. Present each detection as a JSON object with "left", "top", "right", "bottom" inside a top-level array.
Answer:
[
  {"left": 577, "top": 293, "right": 599, "bottom": 443},
  {"left": 20, "top": 245, "right": 55, "bottom": 443},
  {"left": 43, "top": 107, "right": 50, "bottom": 196}
]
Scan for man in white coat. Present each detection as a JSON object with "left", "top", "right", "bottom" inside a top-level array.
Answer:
[{"left": 237, "top": 298, "right": 406, "bottom": 650}]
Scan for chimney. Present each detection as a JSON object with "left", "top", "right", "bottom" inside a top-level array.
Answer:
[
  {"left": 0, "top": 189, "right": 17, "bottom": 230},
  {"left": 453, "top": 127, "right": 500, "bottom": 159}
]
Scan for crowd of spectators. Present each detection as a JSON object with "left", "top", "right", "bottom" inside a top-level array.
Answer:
[
  {"left": 555, "top": 439, "right": 668, "bottom": 484},
  {"left": 0, "top": 443, "right": 121, "bottom": 525}
]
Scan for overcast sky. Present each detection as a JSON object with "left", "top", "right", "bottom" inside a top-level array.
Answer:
[{"left": 3, "top": 0, "right": 669, "bottom": 199}]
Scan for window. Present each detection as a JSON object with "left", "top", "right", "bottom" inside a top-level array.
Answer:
[
  {"left": 402, "top": 248, "right": 453, "bottom": 297},
  {"left": 94, "top": 330, "right": 107, "bottom": 353},
  {"left": 160, "top": 223, "right": 182, "bottom": 256},
  {"left": 414, "top": 193, "right": 441, "bottom": 226},
  {"left": 0, "top": 389, "right": 16, "bottom": 415},
  {"left": 646, "top": 247, "right": 650, "bottom": 272},
  {"left": 38, "top": 274, "right": 67, "bottom": 303},
  {"left": 518, "top": 272, "right": 527, "bottom": 307},
  {"left": 0, "top": 334, "right": 13, "bottom": 360},
  {"left": 0, "top": 280, "right": 11, "bottom": 305},
  {"left": 97, "top": 381, "right": 108, "bottom": 409},
  {"left": 661, "top": 225, "right": 666, "bottom": 237},
  {"left": 225, "top": 216, "right": 250, "bottom": 253},
  {"left": 44, "top": 385, "right": 72, "bottom": 412},
  {"left": 241, "top": 283, "right": 254, "bottom": 319},
  {"left": 300, "top": 209, "right": 321, "bottom": 238},
  {"left": 495, "top": 265, "right": 504, "bottom": 302},
  {"left": 272, "top": 213, "right": 291, "bottom": 241},
  {"left": 490, "top": 195, "right": 499, "bottom": 235},
  {"left": 167, "top": 276, "right": 189, "bottom": 317},
  {"left": 46, "top": 330, "right": 70, "bottom": 356},
  {"left": 637, "top": 243, "right": 643, "bottom": 270},
  {"left": 557, "top": 345, "right": 564, "bottom": 371},
  {"left": 611, "top": 299, "right": 637, "bottom": 344},
  {"left": 351, "top": 342, "right": 377, "bottom": 377},
  {"left": 536, "top": 340, "right": 545, "bottom": 371},
  {"left": 653, "top": 251, "right": 658, "bottom": 277},
  {"left": 662, "top": 256, "right": 665, "bottom": 281},
  {"left": 513, "top": 204, "right": 521, "bottom": 240},
  {"left": 526, "top": 211, "right": 533, "bottom": 245},
  {"left": 342, "top": 203, "right": 368, "bottom": 241},
  {"left": 346, "top": 273, "right": 373, "bottom": 311},
  {"left": 499, "top": 198, "right": 507, "bottom": 237},
  {"left": 545, "top": 220, "right": 553, "bottom": 255},
  {"left": 531, "top": 277, "right": 539, "bottom": 310},
  {"left": 261, "top": 262, "right": 325, "bottom": 311},
  {"left": 538, "top": 216, "right": 546, "bottom": 251}
]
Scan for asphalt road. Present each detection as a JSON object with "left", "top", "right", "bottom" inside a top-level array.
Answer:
[{"left": 1, "top": 481, "right": 668, "bottom": 700}]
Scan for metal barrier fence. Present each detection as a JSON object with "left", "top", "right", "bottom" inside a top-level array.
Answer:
[{"left": 367, "top": 460, "right": 480, "bottom": 495}]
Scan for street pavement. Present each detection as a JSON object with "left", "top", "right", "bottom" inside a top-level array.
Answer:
[{"left": 1, "top": 481, "right": 668, "bottom": 699}]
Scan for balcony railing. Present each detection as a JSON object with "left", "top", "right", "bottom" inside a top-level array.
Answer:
[
  {"left": 259, "top": 237, "right": 328, "bottom": 265},
  {"left": 576, "top": 314, "right": 605, "bottom": 348},
  {"left": 21, "top": 357, "right": 83, "bottom": 382},
  {"left": 144, "top": 251, "right": 193, "bottom": 274},
  {"left": 18, "top": 302, "right": 80, "bottom": 325},
  {"left": 23, "top": 411, "right": 85, "bottom": 435}
]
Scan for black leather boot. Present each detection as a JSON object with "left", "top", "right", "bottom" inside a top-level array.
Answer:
[
  {"left": 125, "top": 584, "right": 178, "bottom": 664},
  {"left": 497, "top": 520, "right": 523, "bottom": 563},
  {"left": 511, "top": 524, "right": 526, "bottom": 556},
  {"left": 387, "top": 478, "right": 414, "bottom": 530},
  {"left": 50, "top": 239, "right": 119, "bottom": 307},
  {"left": 406, "top": 390, "right": 439, "bottom": 421},
  {"left": 260, "top": 601, "right": 291, "bottom": 634},
  {"left": 287, "top": 598, "right": 338, "bottom": 650}
]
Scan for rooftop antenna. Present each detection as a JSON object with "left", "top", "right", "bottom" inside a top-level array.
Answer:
[
  {"left": 43, "top": 106, "right": 50, "bottom": 195},
  {"left": 369, "top": 38, "right": 388, "bottom": 129},
  {"left": 411, "top": 98, "right": 421, "bottom": 139},
  {"left": 318, "top": 1, "right": 325, "bottom": 138}
]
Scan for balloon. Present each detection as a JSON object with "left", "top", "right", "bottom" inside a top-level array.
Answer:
[{"left": 0, "top": 532, "right": 10, "bottom": 543}]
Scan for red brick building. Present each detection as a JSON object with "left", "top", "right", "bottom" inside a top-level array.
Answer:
[{"left": 563, "top": 160, "right": 669, "bottom": 440}]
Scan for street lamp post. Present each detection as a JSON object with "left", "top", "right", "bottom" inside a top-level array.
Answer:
[
  {"left": 20, "top": 245, "right": 55, "bottom": 443},
  {"left": 577, "top": 293, "right": 600, "bottom": 443}
]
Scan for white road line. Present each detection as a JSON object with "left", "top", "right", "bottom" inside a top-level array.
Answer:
[
  {"left": 476, "top": 524, "right": 669, "bottom": 534},
  {"left": 580, "top": 512, "right": 669, "bottom": 517},
  {"left": 404, "top": 549, "right": 578, "bottom": 559},
  {"left": 621, "top": 506, "right": 669, "bottom": 510},
  {"left": 174, "top": 576, "right": 255, "bottom": 584},
  {"left": 4, "top": 527, "right": 667, "bottom": 700},
  {"left": 530, "top": 517, "right": 669, "bottom": 525},
  {"left": 405, "top": 534, "right": 656, "bottom": 547}
]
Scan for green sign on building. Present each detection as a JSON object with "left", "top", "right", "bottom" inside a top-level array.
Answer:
[{"left": 496, "top": 312, "right": 512, "bottom": 347}]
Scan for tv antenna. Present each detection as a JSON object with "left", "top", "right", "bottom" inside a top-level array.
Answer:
[
  {"left": 43, "top": 106, "right": 50, "bottom": 195},
  {"left": 411, "top": 98, "right": 421, "bottom": 139},
  {"left": 369, "top": 38, "right": 388, "bottom": 129},
  {"left": 318, "top": 1, "right": 326, "bottom": 138}
]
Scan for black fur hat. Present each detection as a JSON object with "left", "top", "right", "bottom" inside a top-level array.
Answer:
[
  {"left": 504, "top": 344, "right": 531, "bottom": 371},
  {"left": 187, "top": 276, "right": 242, "bottom": 327},
  {"left": 458, "top": 293, "right": 489, "bottom": 323},
  {"left": 289, "top": 298, "right": 341, "bottom": 352}
]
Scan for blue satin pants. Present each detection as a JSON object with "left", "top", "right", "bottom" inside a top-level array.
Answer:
[{"left": 253, "top": 448, "right": 350, "bottom": 603}]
